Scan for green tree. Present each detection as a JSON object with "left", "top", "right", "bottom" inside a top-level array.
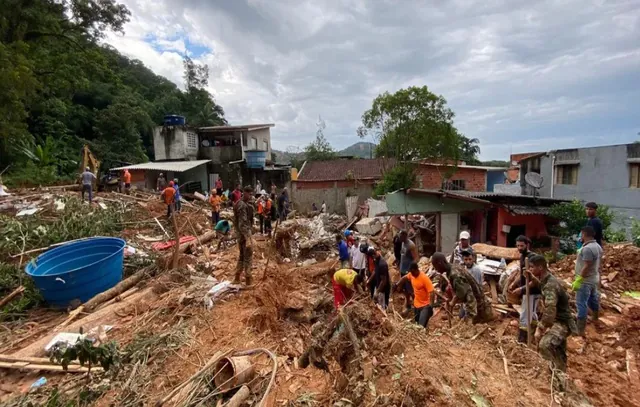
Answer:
[
  {"left": 304, "top": 116, "right": 337, "bottom": 161},
  {"left": 459, "top": 136, "right": 481, "bottom": 165},
  {"left": 358, "top": 86, "right": 463, "bottom": 193},
  {"left": 549, "top": 199, "right": 614, "bottom": 238},
  {"left": 182, "top": 56, "right": 226, "bottom": 127}
]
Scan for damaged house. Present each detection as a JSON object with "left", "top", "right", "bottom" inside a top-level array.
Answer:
[{"left": 112, "top": 117, "right": 291, "bottom": 193}]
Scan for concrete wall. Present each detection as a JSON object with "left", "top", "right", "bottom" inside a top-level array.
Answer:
[
  {"left": 200, "top": 146, "right": 243, "bottom": 164},
  {"left": 522, "top": 145, "right": 640, "bottom": 231},
  {"left": 153, "top": 127, "right": 198, "bottom": 161},
  {"left": 291, "top": 180, "right": 375, "bottom": 214},
  {"left": 246, "top": 128, "right": 272, "bottom": 161}
]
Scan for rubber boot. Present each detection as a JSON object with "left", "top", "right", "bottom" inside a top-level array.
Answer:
[
  {"left": 245, "top": 275, "right": 253, "bottom": 286},
  {"left": 233, "top": 271, "right": 242, "bottom": 285},
  {"left": 592, "top": 311, "right": 599, "bottom": 321},
  {"left": 577, "top": 318, "right": 587, "bottom": 336},
  {"left": 517, "top": 328, "right": 528, "bottom": 343}
]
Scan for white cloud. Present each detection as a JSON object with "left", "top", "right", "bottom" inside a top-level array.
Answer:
[{"left": 104, "top": 0, "right": 640, "bottom": 159}]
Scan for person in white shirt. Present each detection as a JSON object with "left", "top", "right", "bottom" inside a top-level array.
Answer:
[
  {"left": 350, "top": 238, "right": 368, "bottom": 284},
  {"left": 321, "top": 201, "right": 327, "bottom": 213}
]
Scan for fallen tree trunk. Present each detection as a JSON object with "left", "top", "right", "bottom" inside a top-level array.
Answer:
[
  {"left": 57, "top": 266, "right": 152, "bottom": 330},
  {"left": 472, "top": 243, "right": 519, "bottom": 261},
  {"left": 226, "top": 385, "right": 251, "bottom": 407}
]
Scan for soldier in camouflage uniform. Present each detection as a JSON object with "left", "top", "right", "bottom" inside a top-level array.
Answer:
[
  {"left": 431, "top": 252, "right": 493, "bottom": 324},
  {"left": 233, "top": 186, "right": 254, "bottom": 285},
  {"left": 529, "top": 254, "right": 577, "bottom": 373}
]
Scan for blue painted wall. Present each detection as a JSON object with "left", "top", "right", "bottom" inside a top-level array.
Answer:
[{"left": 486, "top": 170, "right": 505, "bottom": 192}]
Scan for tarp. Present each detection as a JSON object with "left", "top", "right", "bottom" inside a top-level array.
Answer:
[{"left": 152, "top": 236, "right": 196, "bottom": 251}]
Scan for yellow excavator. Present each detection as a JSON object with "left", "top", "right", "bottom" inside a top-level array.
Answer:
[{"left": 80, "top": 145, "right": 121, "bottom": 192}]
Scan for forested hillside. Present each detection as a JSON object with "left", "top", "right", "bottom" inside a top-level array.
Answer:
[{"left": 0, "top": 0, "right": 226, "bottom": 185}]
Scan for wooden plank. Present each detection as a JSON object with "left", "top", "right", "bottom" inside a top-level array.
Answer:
[
  {"left": 489, "top": 279, "right": 499, "bottom": 303},
  {"left": 0, "top": 361, "right": 102, "bottom": 373}
]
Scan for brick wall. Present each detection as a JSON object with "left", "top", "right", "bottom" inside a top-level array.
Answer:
[{"left": 417, "top": 165, "right": 487, "bottom": 191}]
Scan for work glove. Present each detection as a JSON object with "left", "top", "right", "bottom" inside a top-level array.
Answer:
[{"left": 571, "top": 275, "right": 584, "bottom": 291}]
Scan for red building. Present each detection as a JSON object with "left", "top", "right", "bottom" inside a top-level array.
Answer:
[{"left": 416, "top": 163, "right": 507, "bottom": 192}]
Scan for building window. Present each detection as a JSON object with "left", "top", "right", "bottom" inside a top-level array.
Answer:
[
  {"left": 263, "top": 140, "right": 268, "bottom": 151},
  {"left": 186, "top": 132, "right": 197, "bottom": 149},
  {"left": 250, "top": 137, "right": 258, "bottom": 150},
  {"left": 630, "top": 163, "right": 640, "bottom": 188},
  {"left": 555, "top": 164, "right": 578, "bottom": 185},
  {"left": 442, "top": 179, "right": 466, "bottom": 190}
]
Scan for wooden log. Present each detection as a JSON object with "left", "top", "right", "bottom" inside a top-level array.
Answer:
[
  {"left": 0, "top": 361, "right": 101, "bottom": 373},
  {"left": 226, "top": 385, "right": 251, "bottom": 407},
  {"left": 171, "top": 212, "right": 181, "bottom": 269},
  {"left": 0, "top": 286, "right": 25, "bottom": 308},
  {"left": 472, "top": 243, "right": 519, "bottom": 261},
  {"left": 56, "top": 266, "right": 151, "bottom": 330}
]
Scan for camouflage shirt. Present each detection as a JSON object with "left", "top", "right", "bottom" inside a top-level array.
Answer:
[
  {"left": 447, "top": 264, "right": 489, "bottom": 320},
  {"left": 539, "top": 272, "right": 574, "bottom": 329},
  {"left": 233, "top": 199, "right": 254, "bottom": 238}
]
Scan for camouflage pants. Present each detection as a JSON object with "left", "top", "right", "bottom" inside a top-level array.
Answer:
[
  {"left": 539, "top": 323, "right": 570, "bottom": 372},
  {"left": 236, "top": 235, "right": 253, "bottom": 280}
]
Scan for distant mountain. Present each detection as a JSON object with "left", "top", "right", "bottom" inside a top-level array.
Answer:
[
  {"left": 339, "top": 142, "right": 376, "bottom": 158},
  {"left": 272, "top": 141, "right": 377, "bottom": 164}
]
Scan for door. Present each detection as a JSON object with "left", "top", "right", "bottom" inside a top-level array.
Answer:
[
  {"left": 506, "top": 225, "right": 526, "bottom": 247},
  {"left": 440, "top": 213, "right": 459, "bottom": 254}
]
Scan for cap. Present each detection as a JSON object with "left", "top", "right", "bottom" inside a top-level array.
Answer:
[
  {"left": 85, "top": 166, "right": 90, "bottom": 171},
  {"left": 344, "top": 230, "right": 352, "bottom": 237},
  {"left": 367, "top": 246, "right": 376, "bottom": 255},
  {"left": 459, "top": 231, "right": 470, "bottom": 240}
]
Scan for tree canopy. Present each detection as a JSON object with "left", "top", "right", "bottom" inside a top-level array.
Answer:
[
  {"left": 0, "top": 0, "right": 226, "bottom": 185},
  {"left": 304, "top": 116, "right": 338, "bottom": 162},
  {"left": 358, "top": 86, "right": 468, "bottom": 193}
]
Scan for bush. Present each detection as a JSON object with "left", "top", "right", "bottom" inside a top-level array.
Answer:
[
  {"left": 632, "top": 218, "right": 640, "bottom": 247},
  {"left": 0, "top": 263, "right": 42, "bottom": 320},
  {"left": 3, "top": 161, "right": 74, "bottom": 188},
  {"left": 605, "top": 228, "right": 627, "bottom": 243},
  {"left": 548, "top": 199, "right": 614, "bottom": 238}
]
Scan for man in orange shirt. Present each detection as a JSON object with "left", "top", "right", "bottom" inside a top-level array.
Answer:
[
  {"left": 209, "top": 188, "right": 222, "bottom": 224},
  {"left": 161, "top": 181, "right": 176, "bottom": 217},
  {"left": 396, "top": 262, "right": 435, "bottom": 328},
  {"left": 123, "top": 169, "right": 132, "bottom": 194}
]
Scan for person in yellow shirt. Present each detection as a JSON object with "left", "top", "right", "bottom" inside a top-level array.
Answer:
[
  {"left": 209, "top": 189, "right": 222, "bottom": 225},
  {"left": 332, "top": 268, "right": 363, "bottom": 309},
  {"left": 395, "top": 262, "right": 435, "bottom": 328}
]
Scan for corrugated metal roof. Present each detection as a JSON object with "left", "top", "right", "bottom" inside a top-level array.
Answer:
[
  {"left": 111, "top": 160, "right": 210, "bottom": 172},
  {"left": 199, "top": 123, "right": 274, "bottom": 132},
  {"left": 405, "top": 189, "right": 493, "bottom": 205},
  {"left": 449, "top": 191, "right": 567, "bottom": 203},
  {"left": 507, "top": 205, "right": 552, "bottom": 215}
]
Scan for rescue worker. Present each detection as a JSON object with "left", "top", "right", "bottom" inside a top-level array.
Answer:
[
  {"left": 233, "top": 186, "right": 254, "bottom": 285},
  {"left": 509, "top": 235, "right": 540, "bottom": 343},
  {"left": 336, "top": 234, "right": 350, "bottom": 268},
  {"left": 452, "top": 231, "right": 473, "bottom": 264},
  {"left": 214, "top": 219, "right": 232, "bottom": 251},
  {"left": 573, "top": 225, "right": 603, "bottom": 335},
  {"left": 398, "top": 230, "right": 418, "bottom": 312},
  {"left": 367, "top": 247, "right": 391, "bottom": 309},
  {"left": 123, "top": 169, "right": 132, "bottom": 194},
  {"left": 432, "top": 252, "right": 493, "bottom": 324},
  {"left": 215, "top": 177, "right": 223, "bottom": 196},
  {"left": 395, "top": 262, "right": 435, "bottom": 328},
  {"left": 161, "top": 181, "right": 176, "bottom": 217},
  {"left": 80, "top": 166, "right": 96, "bottom": 203},
  {"left": 173, "top": 179, "right": 181, "bottom": 212},
  {"left": 331, "top": 268, "right": 363, "bottom": 309},
  {"left": 530, "top": 254, "right": 577, "bottom": 373},
  {"left": 209, "top": 189, "right": 222, "bottom": 225},
  {"left": 263, "top": 194, "right": 273, "bottom": 236},
  {"left": 156, "top": 173, "right": 167, "bottom": 191}
]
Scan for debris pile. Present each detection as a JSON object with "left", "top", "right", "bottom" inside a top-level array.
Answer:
[{"left": 1, "top": 186, "right": 640, "bottom": 406}]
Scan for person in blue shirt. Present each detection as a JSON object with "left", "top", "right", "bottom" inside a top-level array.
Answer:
[
  {"left": 173, "top": 178, "right": 182, "bottom": 213},
  {"left": 336, "top": 234, "right": 349, "bottom": 268}
]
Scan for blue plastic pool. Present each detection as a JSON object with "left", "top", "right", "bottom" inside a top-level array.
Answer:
[{"left": 25, "top": 237, "right": 126, "bottom": 308}]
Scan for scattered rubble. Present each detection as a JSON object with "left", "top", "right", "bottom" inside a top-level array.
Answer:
[{"left": 1, "top": 187, "right": 640, "bottom": 406}]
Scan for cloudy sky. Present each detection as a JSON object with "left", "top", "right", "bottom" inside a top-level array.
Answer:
[{"left": 105, "top": 0, "right": 640, "bottom": 160}]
